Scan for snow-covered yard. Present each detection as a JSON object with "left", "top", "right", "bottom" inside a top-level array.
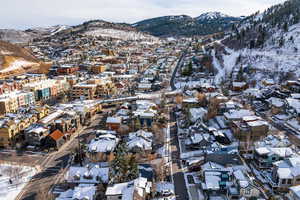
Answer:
[{"left": 0, "top": 163, "right": 37, "bottom": 200}]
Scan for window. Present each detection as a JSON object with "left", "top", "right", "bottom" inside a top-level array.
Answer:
[
  {"left": 287, "top": 179, "right": 292, "bottom": 184},
  {"left": 282, "top": 179, "right": 286, "bottom": 184},
  {"left": 244, "top": 189, "right": 251, "bottom": 195},
  {"left": 272, "top": 157, "right": 276, "bottom": 161}
]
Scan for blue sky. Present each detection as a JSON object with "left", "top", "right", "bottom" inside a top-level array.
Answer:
[{"left": 1, "top": 0, "right": 286, "bottom": 29}]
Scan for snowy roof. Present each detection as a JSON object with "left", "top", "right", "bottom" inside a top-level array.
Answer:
[
  {"left": 290, "top": 185, "right": 300, "bottom": 198},
  {"left": 182, "top": 98, "right": 198, "bottom": 103},
  {"left": 106, "top": 177, "right": 151, "bottom": 197},
  {"left": 129, "top": 130, "right": 153, "bottom": 139},
  {"left": 106, "top": 117, "right": 122, "bottom": 124},
  {"left": 138, "top": 83, "right": 152, "bottom": 89},
  {"left": 155, "top": 182, "right": 174, "bottom": 194},
  {"left": 88, "top": 134, "right": 119, "bottom": 153},
  {"left": 189, "top": 107, "right": 207, "bottom": 123},
  {"left": 291, "top": 93, "right": 300, "bottom": 99},
  {"left": 255, "top": 134, "right": 291, "bottom": 148},
  {"left": 27, "top": 126, "right": 48, "bottom": 134},
  {"left": 133, "top": 110, "right": 156, "bottom": 118},
  {"left": 255, "top": 147, "right": 270, "bottom": 155},
  {"left": 232, "top": 82, "right": 247, "bottom": 87},
  {"left": 136, "top": 100, "right": 157, "bottom": 110},
  {"left": 242, "top": 115, "right": 261, "bottom": 122},
  {"left": 255, "top": 147, "right": 293, "bottom": 157},
  {"left": 267, "top": 97, "right": 285, "bottom": 108},
  {"left": 66, "top": 165, "right": 109, "bottom": 183},
  {"left": 40, "top": 110, "right": 64, "bottom": 124},
  {"left": 106, "top": 182, "right": 129, "bottom": 196},
  {"left": 127, "top": 136, "right": 152, "bottom": 151},
  {"left": 189, "top": 133, "right": 210, "bottom": 144},
  {"left": 274, "top": 156, "right": 300, "bottom": 179},
  {"left": 246, "top": 120, "right": 269, "bottom": 127},
  {"left": 224, "top": 109, "right": 254, "bottom": 121},
  {"left": 72, "top": 185, "right": 96, "bottom": 200},
  {"left": 286, "top": 98, "right": 300, "bottom": 113},
  {"left": 201, "top": 162, "right": 225, "bottom": 171},
  {"left": 205, "top": 173, "right": 221, "bottom": 190},
  {"left": 277, "top": 168, "right": 293, "bottom": 179}
]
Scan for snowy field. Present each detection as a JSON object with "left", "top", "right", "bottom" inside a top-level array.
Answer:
[{"left": 0, "top": 164, "right": 37, "bottom": 200}]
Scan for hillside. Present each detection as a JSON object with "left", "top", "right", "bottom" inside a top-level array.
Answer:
[
  {"left": 56, "top": 20, "right": 158, "bottom": 41},
  {"left": 133, "top": 12, "right": 241, "bottom": 37},
  {"left": 0, "top": 30, "right": 36, "bottom": 44},
  {"left": 0, "top": 25, "right": 70, "bottom": 44},
  {"left": 0, "top": 41, "right": 50, "bottom": 78},
  {"left": 211, "top": 0, "right": 300, "bottom": 85}
]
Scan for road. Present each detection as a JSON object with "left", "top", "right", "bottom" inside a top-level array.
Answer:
[
  {"left": 169, "top": 108, "right": 189, "bottom": 200},
  {"left": 170, "top": 52, "right": 185, "bottom": 91},
  {"left": 166, "top": 52, "right": 190, "bottom": 200}
]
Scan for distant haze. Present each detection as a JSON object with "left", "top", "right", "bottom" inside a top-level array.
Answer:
[{"left": 1, "top": 0, "right": 286, "bottom": 29}]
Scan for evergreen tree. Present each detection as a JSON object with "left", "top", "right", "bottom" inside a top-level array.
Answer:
[
  {"left": 237, "top": 65, "right": 244, "bottom": 81},
  {"left": 109, "top": 142, "right": 139, "bottom": 184},
  {"left": 279, "top": 36, "right": 285, "bottom": 47},
  {"left": 283, "top": 22, "right": 289, "bottom": 32}
]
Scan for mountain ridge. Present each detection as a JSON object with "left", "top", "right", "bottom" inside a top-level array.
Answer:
[{"left": 133, "top": 12, "right": 242, "bottom": 37}]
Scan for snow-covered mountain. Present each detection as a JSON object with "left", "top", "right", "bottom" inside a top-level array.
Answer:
[
  {"left": 134, "top": 13, "right": 241, "bottom": 37},
  {"left": 212, "top": 0, "right": 300, "bottom": 85},
  {"left": 195, "top": 12, "right": 232, "bottom": 21}
]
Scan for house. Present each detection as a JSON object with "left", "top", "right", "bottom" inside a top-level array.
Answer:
[
  {"left": 57, "top": 65, "right": 79, "bottom": 74},
  {"left": 91, "top": 65, "right": 106, "bottom": 74},
  {"left": 229, "top": 170, "right": 260, "bottom": 199},
  {"left": 262, "top": 79, "right": 275, "bottom": 86},
  {"left": 55, "top": 111, "right": 81, "bottom": 135},
  {"left": 72, "top": 185, "right": 96, "bottom": 200},
  {"left": 127, "top": 130, "right": 153, "bottom": 154},
  {"left": 189, "top": 107, "right": 207, "bottom": 123},
  {"left": 182, "top": 98, "right": 199, "bottom": 108},
  {"left": 267, "top": 97, "right": 285, "bottom": 115},
  {"left": 232, "top": 81, "right": 248, "bottom": 91},
  {"left": 286, "top": 98, "right": 300, "bottom": 116},
  {"left": 24, "top": 124, "right": 49, "bottom": 146},
  {"left": 254, "top": 147, "right": 293, "bottom": 169},
  {"left": 87, "top": 134, "right": 119, "bottom": 162},
  {"left": 224, "top": 109, "right": 254, "bottom": 122},
  {"left": 105, "top": 177, "right": 152, "bottom": 200},
  {"left": 106, "top": 117, "right": 122, "bottom": 131},
  {"left": 138, "top": 83, "right": 152, "bottom": 92},
  {"left": 65, "top": 164, "right": 109, "bottom": 184},
  {"left": 71, "top": 83, "right": 97, "bottom": 100},
  {"left": 55, "top": 185, "right": 97, "bottom": 200},
  {"left": 270, "top": 156, "right": 300, "bottom": 192},
  {"left": 185, "top": 133, "right": 211, "bottom": 150},
  {"left": 44, "top": 130, "right": 65, "bottom": 150},
  {"left": 231, "top": 116, "right": 269, "bottom": 152},
  {"left": 0, "top": 119, "right": 18, "bottom": 147}
]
